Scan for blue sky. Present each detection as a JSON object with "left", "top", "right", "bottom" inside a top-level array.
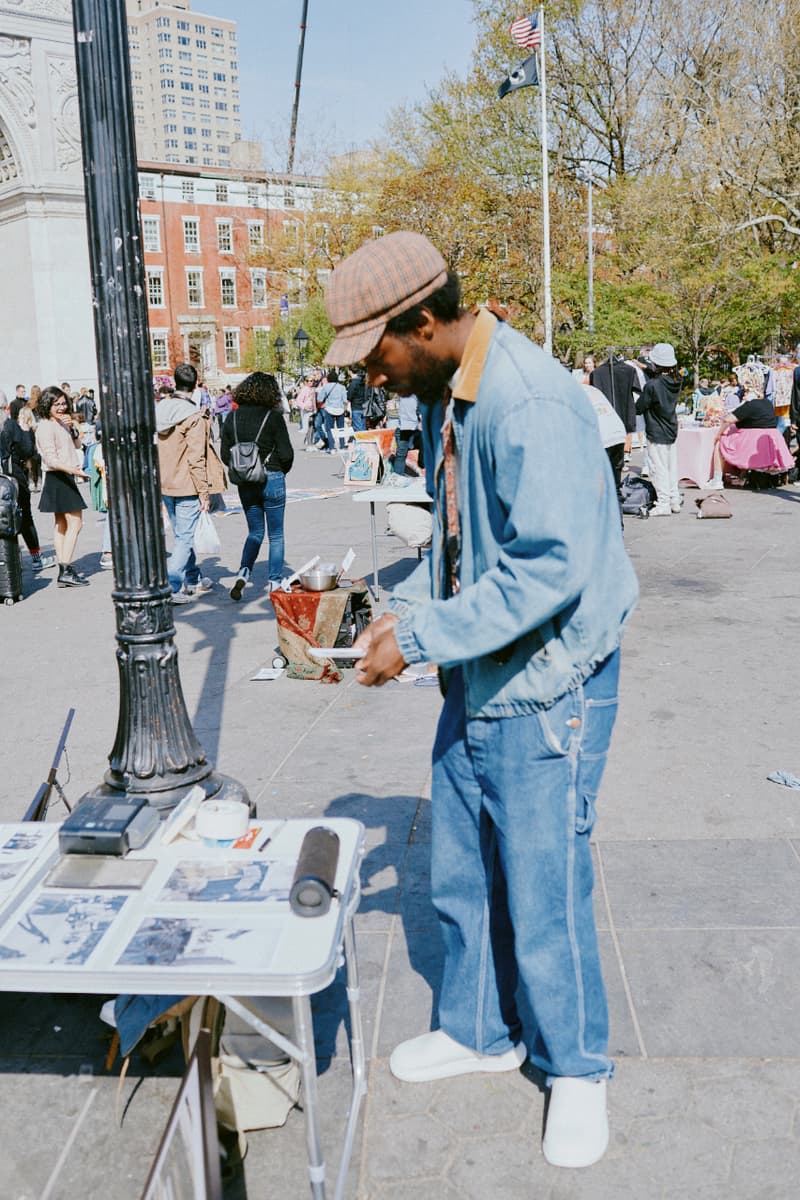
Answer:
[{"left": 193, "top": 0, "right": 478, "bottom": 170}]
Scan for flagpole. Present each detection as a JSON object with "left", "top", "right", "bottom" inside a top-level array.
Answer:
[{"left": 539, "top": 3, "right": 553, "bottom": 354}]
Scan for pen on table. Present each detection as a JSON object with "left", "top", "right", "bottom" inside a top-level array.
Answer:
[{"left": 256, "top": 820, "right": 286, "bottom": 852}]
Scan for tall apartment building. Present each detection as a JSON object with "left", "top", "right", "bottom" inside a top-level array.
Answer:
[{"left": 126, "top": 0, "right": 241, "bottom": 168}]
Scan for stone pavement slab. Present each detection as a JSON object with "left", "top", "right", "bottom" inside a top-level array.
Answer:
[{"left": 2, "top": 430, "right": 800, "bottom": 1196}]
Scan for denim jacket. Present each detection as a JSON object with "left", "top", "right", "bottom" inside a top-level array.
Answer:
[{"left": 390, "top": 315, "right": 638, "bottom": 718}]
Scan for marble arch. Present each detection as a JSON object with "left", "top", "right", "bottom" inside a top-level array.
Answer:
[{"left": 0, "top": 4, "right": 97, "bottom": 393}]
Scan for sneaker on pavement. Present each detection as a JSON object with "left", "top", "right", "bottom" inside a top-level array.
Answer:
[
  {"left": 230, "top": 567, "right": 250, "bottom": 601},
  {"left": 99, "top": 552, "right": 113, "bottom": 569},
  {"left": 650, "top": 505, "right": 672, "bottom": 516},
  {"left": 703, "top": 478, "right": 724, "bottom": 491},
  {"left": 670, "top": 503, "right": 681, "bottom": 513},
  {"left": 31, "top": 552, "right": 57, "bottom": 572},
  {"left": 170, "top": 590, "right": 194, "bottom": 605},
  {"left": 389, "top": 1030, "right": 526, "bottom": 1083},
  {"left": 185, "top": 576, "right": 214, "bottom": 596},
  {"left": 542, "top": 1077, "right": 609, "bottom": 1169}
]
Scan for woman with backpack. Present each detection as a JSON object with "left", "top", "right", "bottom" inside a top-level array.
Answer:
[{"left": 220, "top": 372, "right": 294, "bottom": 600}]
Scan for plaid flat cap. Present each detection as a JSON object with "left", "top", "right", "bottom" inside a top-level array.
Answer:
[{"left": 324, "top": 231, "right": 448, "bottom": 366}]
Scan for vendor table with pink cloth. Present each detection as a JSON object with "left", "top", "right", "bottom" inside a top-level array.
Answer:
[
  {"left": 718, "top": 427, "right": 794, "bottom": 473},
  {"left": 676, "top": 426, "right": 717, "bottom": 487}
]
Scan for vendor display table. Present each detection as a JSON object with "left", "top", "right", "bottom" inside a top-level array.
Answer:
[
  {"left": 0, "top": 817, "right": 366, "bottom": 1200},
  {"left": 676, "top": 425, "right": 717, "bottom": 487},
  {"left": 352, "top": 480, "right": 432, "bottom": 589}
]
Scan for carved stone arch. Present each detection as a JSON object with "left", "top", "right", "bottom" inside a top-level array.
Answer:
[{"left": 0, "top": 117, "right": 21, "bottom": 186}]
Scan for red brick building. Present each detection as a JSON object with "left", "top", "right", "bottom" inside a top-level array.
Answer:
[{"left": 138, "top": 161, "right": 323, "bottom": 384}]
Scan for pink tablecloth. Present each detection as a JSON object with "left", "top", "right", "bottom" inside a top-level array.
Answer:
[
  {"left": 676, "top": 426, "right": 717, "bottom": 487},
  {"left": 719, "top": 427, "right": 794, "bottom": 473}
]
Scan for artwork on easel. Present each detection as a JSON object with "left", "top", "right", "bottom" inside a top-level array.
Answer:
[
  {"left": 140, "top": 1030, "right": 222, "bottom": 1200},
  {"left": 344, "top": 438, "right": 381, "bottom": 486}
]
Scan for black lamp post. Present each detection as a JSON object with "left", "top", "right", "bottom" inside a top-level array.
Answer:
[
  {"left": 274, "top": 335, "right": 286, "bottom": 392},
  {"left": 71, "top": 0, "right": 248, "bottom": 814},
  {"left": 293, "top": 326, "right": 309, "bottom": 381}
]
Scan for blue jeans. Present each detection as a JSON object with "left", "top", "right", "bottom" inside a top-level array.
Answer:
[
  {"left": 351, "top": 409, "right": 366, "bottom": 433},
  {"left": 430, "top": 650, "right": 619, "bottom": 1082},
  {"left": 163, "top": 495, "right": 200, "bottom": 594},
  {"left": 238, "top": 472, "right": 286, "bottom": 582},
  {"left": 324, "top": 410, "right": 345, "bottom": 451}
]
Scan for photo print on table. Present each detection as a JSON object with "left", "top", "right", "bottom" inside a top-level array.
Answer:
[
  {"left": 158, "top": 860, "right": 295, "bottom": 904},
  {"left": 0, "top": 892, "right": 128, "bottom": 966},
  {"left": 116, "top": 916, "right": 281, "bottom": 970}
]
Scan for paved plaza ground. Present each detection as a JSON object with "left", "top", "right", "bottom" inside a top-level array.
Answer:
[{"left": 2, "top": 425, "right": 799, "bottom": 1199}]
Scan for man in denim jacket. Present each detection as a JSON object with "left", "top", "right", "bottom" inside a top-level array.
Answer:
[{"left": 324, "top": 233, "right": 638, "bottom": 1169}]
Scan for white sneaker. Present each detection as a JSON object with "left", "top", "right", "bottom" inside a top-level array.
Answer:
[
  {"left": 542, "top": 1077, "right": 609, "bottom": 1169},
  {"left": 650, "top": 505, "right": 672, "bottom": 516},
  {"left": 670, "top": 503, "right": 681, "bottom": 513},
  {"left": 389, "top": 1030, "right": 526, "bottom": 1083},
  {"left": 185, "top": 576, "right": 214, "bottom": 595},
  {"left": 230, "top": 567, "right": 250, "bottom": 601},
  {"left": 703, "top": 478, "right": 724, "bottom": 491}
]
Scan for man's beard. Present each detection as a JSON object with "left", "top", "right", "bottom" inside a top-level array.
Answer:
[{"left": 404, "top": 342, "right": 460, "bottom": 407}]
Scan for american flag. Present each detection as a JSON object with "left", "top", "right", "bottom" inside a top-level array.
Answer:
[{"left": 510, "top": 13, "right": 541, "bottom": 49}]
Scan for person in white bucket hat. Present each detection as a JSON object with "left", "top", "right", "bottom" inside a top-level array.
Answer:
[{"left": 636, "top": 343, "right": 682, "bottom": 514}]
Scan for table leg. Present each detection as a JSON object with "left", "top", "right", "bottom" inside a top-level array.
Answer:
[
  {"left": 369, "top": 501, "right": 379, "bottom": 591},
  {"left": 334, "top": 918, "right": 367, "bottom": 1200},
  {"left": 293, "top": 993, "right": 327, "bottom": 1199}
]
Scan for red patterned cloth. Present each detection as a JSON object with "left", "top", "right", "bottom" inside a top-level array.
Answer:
[{"left": 270, "top": 583, "right": 370, "bottom": 682}]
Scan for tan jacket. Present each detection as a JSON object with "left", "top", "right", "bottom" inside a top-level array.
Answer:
[
  {"left": 35, "top": 416, "right": 80, "bottom": 473},
  {"left": 157, "top": 406, "right": 226, "bottom": 504}
]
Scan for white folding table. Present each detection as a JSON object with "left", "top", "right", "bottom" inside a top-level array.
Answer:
[
  {"left": 352, "top": 479, "right": 432, "bottom": 590},
  {"left": 0, "top": 817, "right": 366, "bottom": 1200}
]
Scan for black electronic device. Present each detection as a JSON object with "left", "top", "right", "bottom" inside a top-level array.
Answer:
[
  {"left": 289, "top": 827, "right": 340, "bottom": 917},
  {"left": 58, "top": 795, "right": 160, "bottom": 856}
]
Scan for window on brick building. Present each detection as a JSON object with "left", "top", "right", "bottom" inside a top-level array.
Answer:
[
  {"left": 139, "top": 175, "right": 156, "bottom": 201},
  {"left": 224, "top": 328, "right": 240, "bottom": 365},
  {"left": 147, "top": 270, "right": 164, "bottom": 307},
  {"left": 217, "top": 219, "right": 232, "bottom": 252},
  {"left": 219, "top": 269, "right": 237, "bottom": 307},
  {"left": 215, "top": 182, "right": 229, "bottom": 203},
  {"left": 186, "top": 268, "right": 204, "bottom": 307},
  {"left": 142, "top": 216, "right": 161, "bottom": 252},
  {"left": 151, "top": 333, "right": 169, "bottom": 369},
  {"left": 248, "top": 221, "right": 264, "bottom": 248},
  {"left": 181, "top": 179, "right": 195, "bottom": 202},
  {"left": 182, "top": 216, "right": 200, "bottom": 252},
  {"left": 247, "top": 185, "right": 259, "bottom": 207},
  {"left": 250, "top": 269, "right": 267, "bottom": 307}
]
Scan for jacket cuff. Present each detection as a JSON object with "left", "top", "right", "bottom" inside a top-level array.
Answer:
[{"left": 394, "top": 617, "right": 424, "bottom": 665}]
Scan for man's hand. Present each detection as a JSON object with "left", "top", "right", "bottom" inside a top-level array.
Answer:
[
  {"left": 353, "top": 613, "right": 406, "bottom": 687},
  {"left": 199, "top": 496, "right": 210, "bottom": 513}
]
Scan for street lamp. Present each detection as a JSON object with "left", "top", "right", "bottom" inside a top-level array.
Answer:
[
  {"left": 274, "top": 335, "right": 286, "bottom": 391},
  {"left": 293, "top": 326, "right": 309, "bottom": 380},
  {"left": 575, "top": 167, "right": 607, "bottom": 337},
  {"left": 72, "top": 0, "right": 248, "bottom": 814}
]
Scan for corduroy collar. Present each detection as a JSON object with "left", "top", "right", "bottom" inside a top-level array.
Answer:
[{"left": 450, "top": 308, "right": 499, "bottom": 404}]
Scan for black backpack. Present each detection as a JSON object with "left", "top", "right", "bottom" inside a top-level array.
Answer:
[
  {"left": 620, "top": 473, "right": 657, "bottom": 518},
  {"left": 363, "top": 387, "right": 387, "bottom": 424},
  {"left": 227, "top": 410, "right": 269, "bottom": 486}
]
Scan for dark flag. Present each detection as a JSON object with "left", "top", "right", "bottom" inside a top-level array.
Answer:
[{"left": 497, "top": 52, "right": 539, "bottom": 99}]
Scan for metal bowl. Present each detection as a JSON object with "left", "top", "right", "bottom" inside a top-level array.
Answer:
[{"left": 299, "top": 569, "right": 339, "bottom": 591}]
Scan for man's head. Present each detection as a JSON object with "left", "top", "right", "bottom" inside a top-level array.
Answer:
[
  {"left": 173, "top": 362, "right": 198, "bottom": 393},
  {"left": 324, "top": 231, "right": 463, "bottom": 405},
  {"left": 15, "top": 384, "right": 25, "bottom": 398}
]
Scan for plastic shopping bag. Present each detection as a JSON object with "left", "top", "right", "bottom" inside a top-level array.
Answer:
[{"left": 194, "top": 510, "right": 221, "bottom": 556}]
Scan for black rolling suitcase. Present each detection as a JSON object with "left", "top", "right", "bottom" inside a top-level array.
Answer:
[{"left": 0, "top": 473, "right": 23, "bottom": 605}]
